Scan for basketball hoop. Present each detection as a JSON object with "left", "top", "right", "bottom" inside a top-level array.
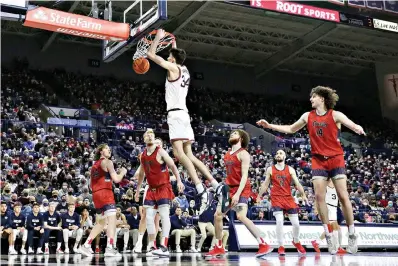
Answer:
[{"left": 133, "top": 29, "right": 175, "bottom": 60}]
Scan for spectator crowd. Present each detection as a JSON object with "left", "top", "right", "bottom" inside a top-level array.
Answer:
[{"left": 1, "top": 63, "right": 398, "bottom": 255}]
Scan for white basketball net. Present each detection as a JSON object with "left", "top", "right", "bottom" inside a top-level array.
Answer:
[{"left": 133, "top": 31, "right": 175, "bottom": 61}]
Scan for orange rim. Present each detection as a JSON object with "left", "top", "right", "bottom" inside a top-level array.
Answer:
[{"left": 142, "top": 29, "right": 175, "bottom": 46}]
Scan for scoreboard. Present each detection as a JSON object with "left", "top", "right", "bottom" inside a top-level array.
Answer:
[{"left": 226, "top": 0, "right": 397, "bottom": 34}]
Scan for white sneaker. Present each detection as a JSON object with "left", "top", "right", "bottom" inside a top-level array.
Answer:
[
  {"left": 56, "top": 248, "right": 64, "bottom": 254},
  {"left": 36, "top": 248, "right": 43, "bottom": 254},
  {"left": 73, "top": 247, "right": 81, "bottom": 254},
  {"left": 44, "top": 247, "right": 50, "bottom": 255},
  {"left": 152, "top": 245, "right": 170, "bottom": 257},
  {"left": 325, "top": 235, "right": 337, "bottom": 255},
  {"left": 80, "top": 245, "right": 94, "bottom": 257},
  {"left": 175, "top": 246, "right": 182, "bottom": 253},
  {"left": 9, "top": 249, "right": 18, "bottom": 255},
  {"left": 133, "top": 245, "right": 142, "bottom": 254},
  {"left": 123, "top": 247, "right": 130, "bottom": 253},
  {"left": 28, "top": 247, "right": 34, "bottom": 254},
  {"left": 64, "top": 248, "right": 70, "bottom": 254},
  {"left": 146, "top": 247, "right": 159, "bottom": 257},
  {"left": 346, "top": 233, "right": 358, "bottom": 254},
  {"left": 104, "top": 247, "right": 121, "bottom": 257},
  {"left": 188, "top": 247, "right": 198, "bottom": 253}
]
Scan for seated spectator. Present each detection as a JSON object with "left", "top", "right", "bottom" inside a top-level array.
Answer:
[
  {"left": 170, "top": 207, "right": 197, "bottom": 252},
  {"left": 61, "top": 203, "right": 83, "bottom": 254},
  {"left": 56, "top": 195, "right": 68, "bottom": 214},
  {"left": 174, "top": 193, "right": 189, "bottom": 212},
  {"left": 43, "top": 202, "right": 63, "bottom": 254},
  {"left": 115, "top": 206, "right": 130, "bottom": 253},
  {"left": 80, "top": 207, "right": 94, "bottom": 240},
  {"left": 40, "top": 199, "right": 49, "bottom": 213},
  {"left": 10, "top": 202, "right": 27, "bottom": 254},
  {"left": 258, "top": 211, "right": 266, "bottom": 221},
  {"left": 126, "top": 206, "right": 140, "bottom": 249},
  {"left": 0, "top": 201, "right": 17, "bottom": 254},
  {"left": 197, "top": 201, "right": 216, "bottom": 251},
  {"left": 26, "top": 202, "right": 44, "bottom": 254}
]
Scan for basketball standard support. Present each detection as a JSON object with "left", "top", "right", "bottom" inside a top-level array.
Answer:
[{"left": 102, "top": 0, "right": 168, "bottom": 63}]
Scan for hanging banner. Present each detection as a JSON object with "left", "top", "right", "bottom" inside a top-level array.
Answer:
[{"left": 24, "top": 6, "right": 130, "bottom": 41}]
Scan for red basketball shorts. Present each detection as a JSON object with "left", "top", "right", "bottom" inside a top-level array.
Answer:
[
  {"left": 144, "top": 183, "right": 174, "bottom": 207},
  {"left": 93, "top": 189, "right": 116, "bottom": 219},
  {"left": 229, "top": 185, "right": 251, "bottom": 205},
  {"left": 311, "top": 154, "right": 346, "bottom": 180},
  {"left": 271, "top": 196, "right": 298, "bottom": 214}
]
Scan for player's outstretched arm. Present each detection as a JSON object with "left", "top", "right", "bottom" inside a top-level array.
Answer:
[
  {"left": 259, "top": 167, "right": 272, "bottom": 196},
  {"left": 147, "top": 29, "right": 179, "bottom": 73},
  {"left": 104, "top": 159, "right": 126, "bottom": 183},
  {"left": 158, "top": 148, "right": 185, "bottom": 192},
  {"left": 257, "top": 112, "right": 309, "bottom": 134},
  {"left": 289, "top": 167, "right": 308, "bottom": 205},
  {"left": 333, "top": 111, "right": 366, "bottom": 136}
]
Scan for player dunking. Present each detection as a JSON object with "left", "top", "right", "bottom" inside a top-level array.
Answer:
[
  {"left": 135, "top": 129, "right": 185, "bottom": 257},
  {"left": 80, "top": 144, "right": 126, "bottom": 257},
  {"left": 205, "top": 130, "right": 273, "bottom": 258},
  {"left": 259, "top": 150, "right": 307, "bottom": 256},
  {"left": 257, "top": 86, "right": 365, "bottom": 254},
  {"left": 311, "top": 179, "right": 346, "bottom": 254},
  {"left": 147, "top": 29, "right": 222, "bottom": 214},
  {"left": 132, "top": 138, "right": 163, "bottom": 254}
]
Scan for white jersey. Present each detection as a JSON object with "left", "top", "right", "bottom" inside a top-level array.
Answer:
[
  {"left": 326, "top": 186, "right": 338, "bottom": 207},
  {"left": 165, "top": 65, "right": 190, "bottom": 112}
]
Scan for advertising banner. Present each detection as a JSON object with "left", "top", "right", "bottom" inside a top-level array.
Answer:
[{"left": 235, "top": 223, "right": 398, "bottom": 248}]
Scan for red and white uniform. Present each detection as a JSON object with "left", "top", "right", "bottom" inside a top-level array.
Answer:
[
  {"left": 307, "top": 110, "right": 345, "bottom": 179},
  {"left": 224, "top": 148, "right": 251, "bottom": 205},
  {"left": 91, "top": 158, "right": 116, "bottom": 217},
  {"left": 165, "top": 65, "right": 194, "bottom": 142},
  {"left": 141, "top": 146, "right": 174, "bottom": 207},
  {"left": 270, "top": 165, "right": 298, "bottom": 214}
]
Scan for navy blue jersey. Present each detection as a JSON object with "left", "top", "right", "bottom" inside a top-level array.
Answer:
[
  {"left": 61, "top": 212, "right": 80, "bottom": 229},
  {"left": 43, "top": 211, "right": 60, "bottom": 227},
  {"left": 26, "top": 213, "right": 44, "bottom": 230},
  {"left": 0, "top": 213, "right": 11, "bottom": 228},
  {"left": 9, "top": 212, "right": 26, "bottom": 229}
]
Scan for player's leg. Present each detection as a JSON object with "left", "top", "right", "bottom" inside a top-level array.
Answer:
[
  {"left": 182, "top": 141, "right": 219, "bottom": 189},
  {"left": 332, "top": 177, "right": 357, "bottom": 254},
  {"left": 153, "top": 204, "right": 171, "bottom": 256},
  {"left": 205, "top": 205, "right": 225, "bottom": 257},
  {"left": 234, "top": 203, "right": 272, "bottom": 257},
  {"left": 288, "top": 211, "right": 306, "bottom": 255},
  {"left": 81, "top": 215, "right": 106, "bottom": 256},
  {"left": 197, "top": 222, "right": 208, "bottom": 251},
  {"left": 155, "top": 213, "right": 161, "bottom": 239},
  {"left": 72, "top": 228, "right": 83, "bottom": 253},
  {"left": 134, "top": 189, "right": 148, "bottom": 253},
  {"left": 27, "top": 229, "right": 35, "bottom": 254},
  {"left": 273, "top": 210, "right": 285, "bottom": 255},
  {"left": 5, "top": 229, "right": 17, "bottom": 254},
  {"left": 145, "top": 206, "right": 158, "bottom": 256},
  {"left": 104, "top": 207, "right": 119, "bottom": 256},
  {"left": 62, "top": 229, "right": 72, "bottom": 253},
  {"left": 37, "top": 230, "right": 45, "bottom": 254}
]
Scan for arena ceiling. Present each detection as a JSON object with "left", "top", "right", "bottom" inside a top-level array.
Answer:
[{"left": 2, "top": 0, "right": 398, "bottom": 80}]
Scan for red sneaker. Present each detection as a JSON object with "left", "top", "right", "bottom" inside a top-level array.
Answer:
[
  {"left": 337, "top": 247, "right": 347, "bottom": 254},
  {"left": 292, "top": 241, "right": 306, "bottom": 255},
  {"left": 311, "top": 240, "right": 321, "bottom": 253},
  {"left": 255, "top": 243, "right": 273, "bottom": 258},
  {"left": 205, "top": 245, "right": 226, "bottom": 257},
  {"left": 278, "top": 246, "right": 285, "bottom": 256},
  {"left": 95, "top": 247, "right": 100, "bottom": 254}
]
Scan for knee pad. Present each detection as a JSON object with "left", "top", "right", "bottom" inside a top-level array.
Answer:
[
  {"left": 158, "top": 205, "right": 169, "bottom": 221},
  {"left": 274, "top": 211, "right": 284, "bottom": 225}
]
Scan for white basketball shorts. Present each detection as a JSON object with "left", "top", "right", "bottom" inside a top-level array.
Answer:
[
  {"left": 167, "top": 110, "right": 194, "bottom": 142},
  {"left": 327, "top": 205, "right": 337, "bottom": 221}
]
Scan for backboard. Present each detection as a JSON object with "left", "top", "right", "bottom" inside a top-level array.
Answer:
[{"left": 102, "top": 0, "right": 167, "bottom": 63}]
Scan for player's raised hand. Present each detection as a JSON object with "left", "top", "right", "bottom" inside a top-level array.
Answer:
[
  {"left": 155, "top": 29, "right": 165, "bottom": 40},
  {"left": 256, "top": 119, "right": 270, "bottom": 128},
  {"left": 177, "top": 180, "right": 185, "bottom": 193},
  {"left": 354, "top": 125, "right": 366, "bottom": 136}
]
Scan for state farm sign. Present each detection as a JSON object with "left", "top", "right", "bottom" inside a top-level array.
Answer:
[{"left": 251, "top": 0, "right": 340, "bottom": 23}]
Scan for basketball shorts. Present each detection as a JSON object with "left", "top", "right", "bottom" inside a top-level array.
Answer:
[
  {"left": 93, "top": 189, "right": 116, "bottom": 220},
  {"left": 327, "top": 204, "right": 337, "bottom": 221},
  {"left": 143, "top": 183, "right": 174, "bottom": 208},
  {"left": 167, "top": 110, "right": 195, "bottom": 142},
  {"left": 311, "top": 154, "right": 346, "bottom": 181},
  {"left": 271, "top": 196, "right": 299, "bottom": 214},
  {"left": 217, "top": 185, "right": 250, "bottom": 213}
]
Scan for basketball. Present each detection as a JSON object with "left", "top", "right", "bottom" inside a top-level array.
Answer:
[{"left": 133, "top": 57, "right": 150, "bottom": 74}]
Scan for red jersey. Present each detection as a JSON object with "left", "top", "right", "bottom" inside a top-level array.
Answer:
[
  {"left": 307, "top": 110, "right": 343, "bottom": 157},
  {"left": 141, "top": 146, "right": 169, "bottom": 188},
  {"left": 224, "top": 148, "right": 250, "bottom": 189},
  {"left": 90, "top": 158, "right": 112, "bottom": 193},
  {"left": 270, "top": 165, "right": 293, "bottom": 199}
]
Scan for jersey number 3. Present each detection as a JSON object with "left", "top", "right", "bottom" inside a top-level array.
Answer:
[{"left": 181, "top": 75, "right": 190, "bottom": 88}]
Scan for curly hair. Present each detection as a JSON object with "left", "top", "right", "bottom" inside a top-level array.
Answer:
[
  {"left": 310, "top": 86, "right": 339, "bottom": 110},
  {"left": 234, "top": 129, "right": 250, "bottom": 149}
]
